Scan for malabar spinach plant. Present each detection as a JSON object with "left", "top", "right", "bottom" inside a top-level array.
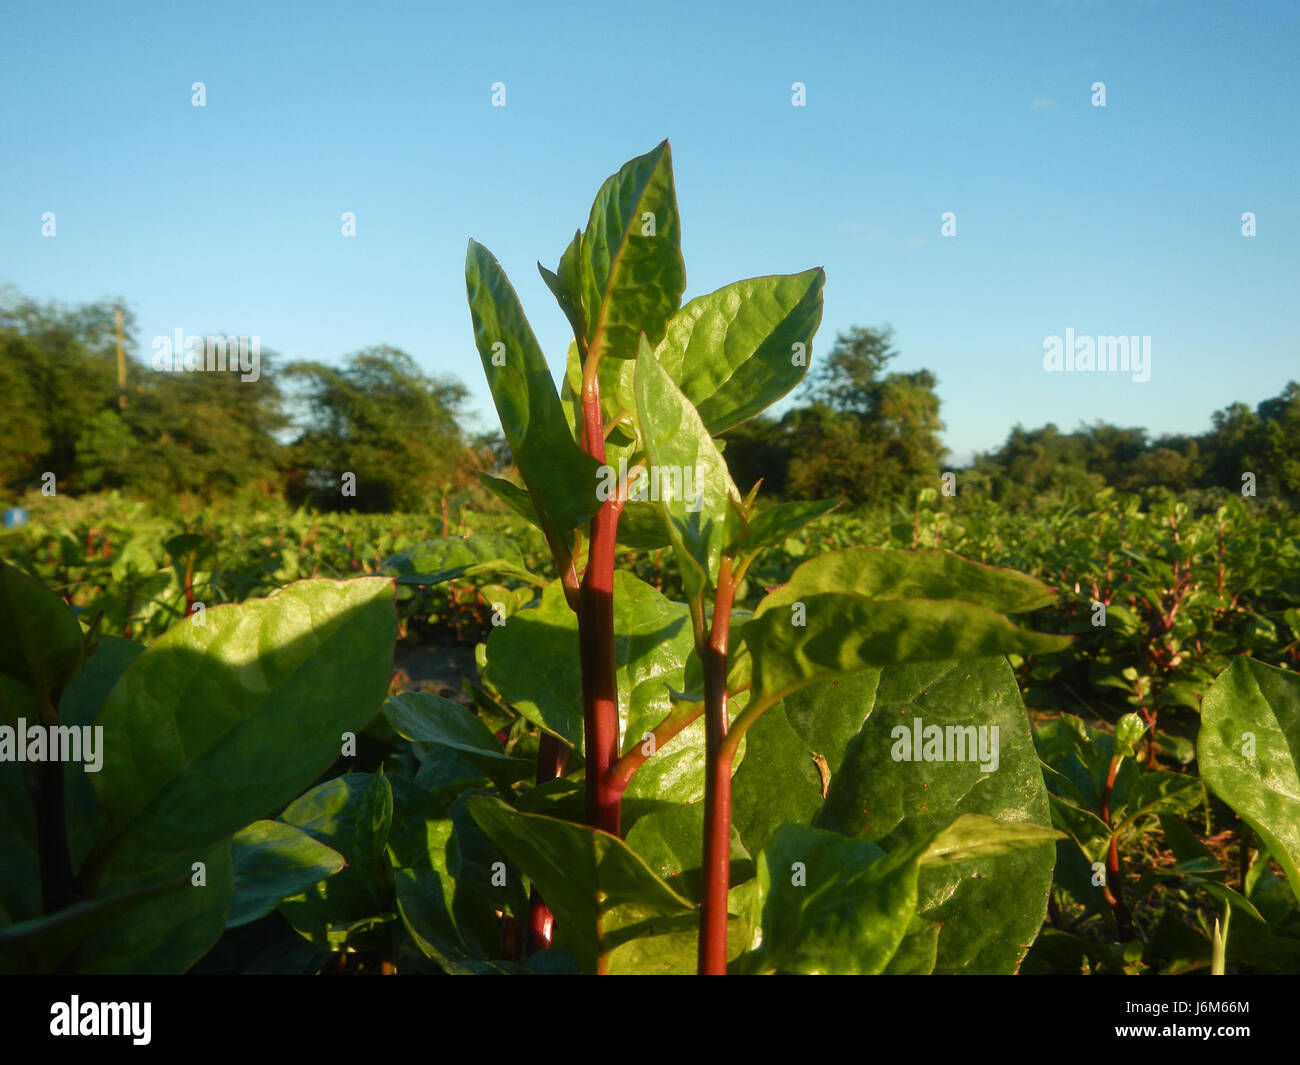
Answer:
[{"left": 438, "top": 141, "right": 1088, "bottom": 973}]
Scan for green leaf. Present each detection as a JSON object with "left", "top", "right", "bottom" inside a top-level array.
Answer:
[
  {"left": 1111, "top": 771, "right": 1204, "bottom": 834},
  {"left": 738, "top": 595, "right": 1071, "bottom": 717},
  {"left": 1199, "top": 656, "right": 1300, "bottom": 903},
  {"left": 727, "top": 499, "right": 838, "bottom": 561},
  {"left": 539, "top": 228, "right": 587, "bottom": 348},
  {"left": 476, "top": 473, "right": 543, "bottom": 530},
  {"left": 79, "top": 837, "right": 234, "bottom": 973},
  {"left": 228, "top": 820, "right": 345, "bottom": 928},
  {"left": 276, "top": 773, "right": 438, "bottom": 951},
  {"left": 623, "top": 802, "right": 755, "bottom": 904},
  {"left": 467, "top": 796, "right": 693, "bottom": 973},
  {"left": 582, "top": 141, "right": 685, "bottom": 362},
  {"left": 0, "top": 560, "right": 86, "bottom": 723},
  {"left": 655, "top": 270, "right": 825, "bottom": 434},
  {"left": 351, "top": 770, "right": 393, "bottom": 887},
  {"left": 466, "top": 240, "right": 602, "bottom": 539},
  {"left": 815, "top": 658, "right": 1058, "bottom": 974},
  {"left": 918, "top": 813, "right": 1062, "bottom": 865},
  {"left": 384, "top": 692, "right": 533, "bottom": 793},
  {"left": 91, "top": 577, "right": 396, "bottom": 851},
  {"left": 0, "top": 875, "right": 188, "bottom": 974},
  {"left": 731, "top": 700, "right": 824, "bottom": 859},
  {"left": 484, "top": 572, "right": 701, "bottom": 804},
  {"left": 755, "top": 547, "right": 1060, "bottom": 616},
  {"left": 634, "top": 333, "right": 738, "bottom": 600},
  {"left": 59, "top": 636, "right": 145, "bottom": 872},
  {"left": 746, "top": 824, "right": 903, "bottom": 974},
  {"left": 1115, "top": 712, "right": 1147, "bottom": 759},
  {"left": 0, "top": 760, "right": 38, "bottom": 925},
  {"left": 378, "top": 534, "right": 525, "bottom": 585}
]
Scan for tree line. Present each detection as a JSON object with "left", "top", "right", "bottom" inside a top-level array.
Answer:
[{"left": 2, "top": 291, "right": 1296, "bottom": 513}]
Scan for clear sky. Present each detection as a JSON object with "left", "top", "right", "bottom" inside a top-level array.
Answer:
[{"left": 2, "top": 0, "right": 1296, "bottom": 464}]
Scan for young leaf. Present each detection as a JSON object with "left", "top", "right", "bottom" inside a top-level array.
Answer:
[
  {"left": 466, "top": 240, "right": 602, "bottom": 539},
  {"left": 582, "top": 141, "right": 686, "bottom": 363},
  {"left": 634, "top": 333, "right": 738, "bottom": 600},
  {"left": 539, "top": 228, "right": 587, "bottom": 348}
]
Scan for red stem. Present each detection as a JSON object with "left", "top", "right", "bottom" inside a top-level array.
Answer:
[
  {"left": 577, "top": 357, "right": 623, "bottom": 837},
  {"left": 1099, "top": 754, "right": 1135, "bottom": 942},
  {"left": 528, "top": 734, "right": 567, "bottom": 952},
  {"left": 699, "top": 559, "right": 737, "bottom": 975}
]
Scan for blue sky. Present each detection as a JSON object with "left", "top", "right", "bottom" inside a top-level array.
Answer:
[{"left": 2, "top": 0, "right": 1296, "bottom": 464}]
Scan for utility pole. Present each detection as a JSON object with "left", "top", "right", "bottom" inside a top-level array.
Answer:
[{"left": 115, "top": 304, "right": 127, "bottom": 410}]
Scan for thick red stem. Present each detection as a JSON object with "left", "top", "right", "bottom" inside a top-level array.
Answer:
[
  {"left": 577, "top": 356, "right": 622, "bottom": 837},
  {"left": 699, "top": 560, "right": 737, "bottom": 975}
]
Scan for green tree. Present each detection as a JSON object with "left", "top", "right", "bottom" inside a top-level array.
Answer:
[
  {"left": 786, "top": 326, "right": 945, "bottom": 506},
  {"left": 284, "top": 346, "right": 471, "bottom": 512}
]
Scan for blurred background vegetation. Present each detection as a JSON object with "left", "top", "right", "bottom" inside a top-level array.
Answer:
[{"left": 2, "top": 288, "right": 1297, "bottom": 516}]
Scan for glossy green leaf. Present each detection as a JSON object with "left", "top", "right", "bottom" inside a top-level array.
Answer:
[
  {"left": 228, "top": 820, "right": 345, "bottom": 928},
  {"left": 91, "top": 577, "right": 395, "bottom": 852},
  {"left": 730, "top": 700, "right": 824, "bottom": 859},
  {"left": 746, "top": 824, "right": 903, "bottom": 975},
  {"left": 467, "top": 796, "right": 693, "bottom": 973},
  {"left": 378, "top": 534, "right": 525, "bottom": 585},
  {"left": 582, "top": 141, "right": 685, "bottom": 362},
  {"left": 276, "top": 773, "right": 435, "bottom": 950},
  {"left": 484, "top": 572, "right": 698, "bottom": 796},
  {"left": 1199, "top": 656, "right": 1300, "bottom": 901},
  {"left": 755, "top": 547, "right": 1060, "bottom": 616},
  {"left": 384, "top": 692, "right": 533, "bottom": 793},
  {"left": 918, "top": 813, "right": 1062, "bottom": 865},
  {"left": 634, "top": 333, "right": 738, "bottom": 599},
  {"left": 623, "top": 802, "right": 755, "bottom": 904},
  {"left": 815, "top": 658, "right": 1058, "bottom": 973},
  {"left": 466, "top": 240, "right": 602, "bottom": 539},
  {"left": 655, "top": 269, "right": 825, "bottom": 434},
  {"left": 739, "top": 594, "right": 1071, "bottom": 717}
]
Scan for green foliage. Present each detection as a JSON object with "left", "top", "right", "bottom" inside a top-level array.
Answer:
[{"left": 5, "top": 145, "right": 1298, "bottom": 979}]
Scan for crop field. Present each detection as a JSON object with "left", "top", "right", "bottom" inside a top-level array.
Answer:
[
  {"left": 4, "top": 4, "right": 1298, "bottom": 1016},
  {"left": 5, "top": 476, "right": 1299, "bottom": 977}
]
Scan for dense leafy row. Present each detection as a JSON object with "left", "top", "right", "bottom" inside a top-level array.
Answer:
[{"left": 2, "top": 144, "right": 1297, "bottom": 976}]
